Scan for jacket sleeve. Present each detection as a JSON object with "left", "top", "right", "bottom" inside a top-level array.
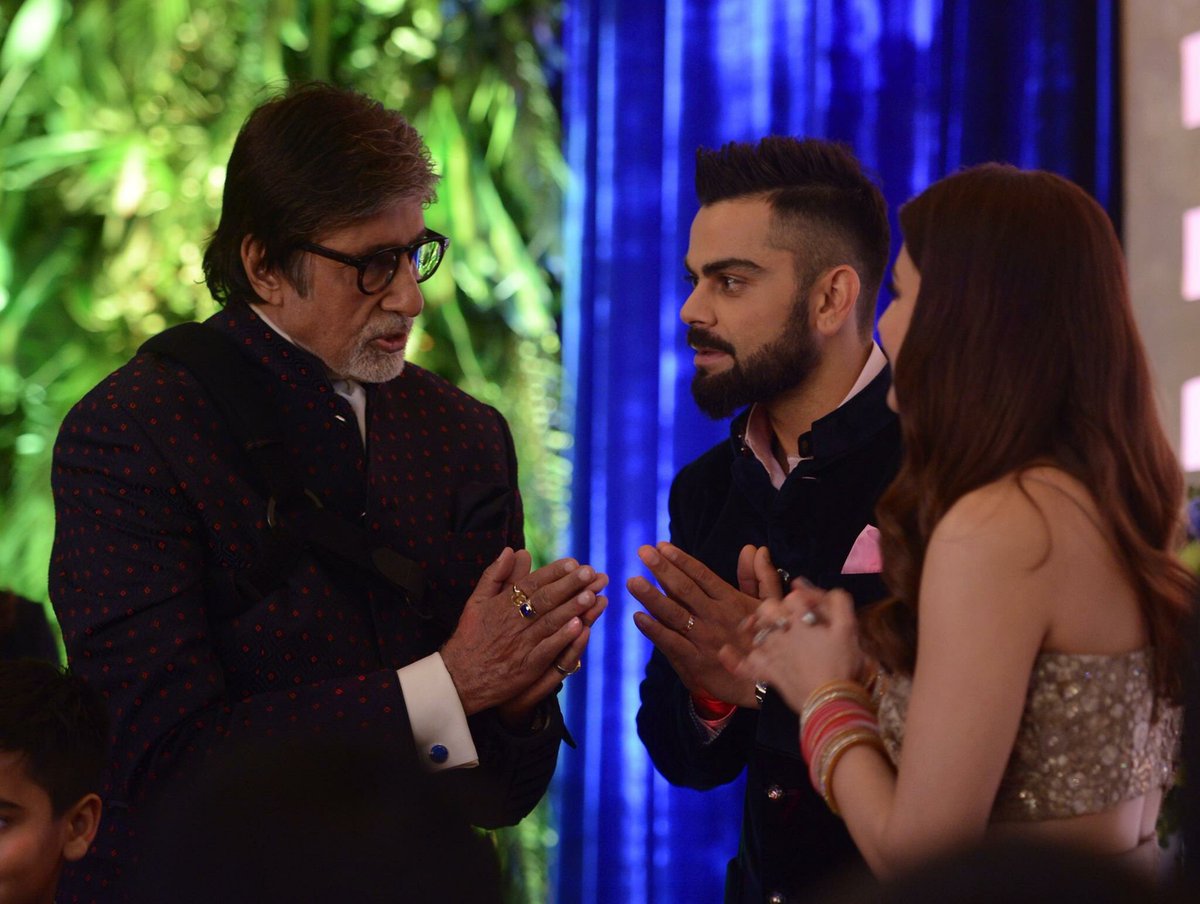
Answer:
[
  {"left": 438, "top": 407, "right": 564, "bottom": 827},
  {"left": 441, "top": 704, "right": 565, "bottom": 828},
  {"left": 634, "top": 467, "right": 754, "bottom": 789}
]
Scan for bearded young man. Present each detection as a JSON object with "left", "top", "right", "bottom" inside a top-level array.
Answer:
[{"left": 630, "top": 137, "right": 900, "bottom": 903}]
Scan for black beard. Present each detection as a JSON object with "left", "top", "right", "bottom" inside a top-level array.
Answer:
[{"left": 689, "top": 301, "right": 819, "bottom": 419}]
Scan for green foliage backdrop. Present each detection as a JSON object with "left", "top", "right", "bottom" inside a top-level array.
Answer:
[{"left": 0, "top": 0, "right": 569, "bottom": 897}]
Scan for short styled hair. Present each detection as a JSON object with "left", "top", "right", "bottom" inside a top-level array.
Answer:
[
  {"left": 694, "top": 137, "right": 889, "bottom": 334},
  {"left": 0, "top": 659, "right": 109, "bottom": 815},
  {"left": 202, "top": 82, "right": 440, "bottom": 306}
]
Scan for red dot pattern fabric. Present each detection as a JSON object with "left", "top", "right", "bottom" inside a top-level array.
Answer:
[{"left": 49, "top": 304, "right": 562, "bottom": 901}]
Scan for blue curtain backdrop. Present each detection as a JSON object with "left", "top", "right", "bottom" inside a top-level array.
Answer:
[{"left": 556, "top": 2, "right": 1117, "bottom": 902}]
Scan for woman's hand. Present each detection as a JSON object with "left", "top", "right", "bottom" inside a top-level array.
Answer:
[{"left": 718, "top": 583, "right": 864, "bottom": 713}]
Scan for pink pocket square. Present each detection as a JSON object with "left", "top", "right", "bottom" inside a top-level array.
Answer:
[{"left": 841, "top": 525, "right": 882, "bottom": 574}]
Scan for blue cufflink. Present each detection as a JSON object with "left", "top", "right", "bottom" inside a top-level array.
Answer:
[{"left": 429, "top": 744, "right": 449, "bottom": 764}]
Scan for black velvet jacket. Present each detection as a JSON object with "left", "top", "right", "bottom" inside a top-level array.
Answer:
[
  {"left": 637, "top": 365, "right": 901, "bottom": 903},
  {"left": 51, "top": 305, "right": 564, "bottom": 901}
]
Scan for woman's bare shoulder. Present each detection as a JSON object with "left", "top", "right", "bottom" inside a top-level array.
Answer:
[{"left": 930, "top": 466, "right": 1102, "bottom": 569}]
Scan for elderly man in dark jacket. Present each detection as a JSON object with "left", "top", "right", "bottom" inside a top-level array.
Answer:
[{"left": 51, "top": 82, "right": 605, "bottom": 902}]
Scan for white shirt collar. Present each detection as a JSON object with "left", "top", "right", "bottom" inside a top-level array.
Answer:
[{"left": 249, "top": 305, "right": 367, "bottom": 445}]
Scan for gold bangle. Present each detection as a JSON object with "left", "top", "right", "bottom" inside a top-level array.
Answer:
[
  {"left": 818, "top": 728, "right": 884, "bottom": 816},
  {"left": 801, "top": 680, "right": 873, "bottom": 725},
  {"left": 803, "top": 679, "right": 871, "bottom": 713}
]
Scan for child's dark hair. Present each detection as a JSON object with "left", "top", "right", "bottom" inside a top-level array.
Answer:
[{"left": 0, "top": 659, "right": 109, "bottom": 814}]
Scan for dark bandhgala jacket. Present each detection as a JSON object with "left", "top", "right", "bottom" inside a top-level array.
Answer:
[
  {"left": 50, "top": 304, "right": 564, "bottom": 902},
  {"left": 637, "top": 367, "right": 901, "bottom": 903}
]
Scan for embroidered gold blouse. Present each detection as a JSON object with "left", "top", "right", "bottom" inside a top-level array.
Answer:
[{"left": 875, "top": 649, "right": 1181, "bottom": 821}]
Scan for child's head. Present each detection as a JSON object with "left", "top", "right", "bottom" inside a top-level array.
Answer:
[{"left": 0, "top": 659, "right": 108, "bottom": 904}]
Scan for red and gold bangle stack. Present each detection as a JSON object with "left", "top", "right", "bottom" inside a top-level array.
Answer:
[{"left": 799, "top": 679, "right": 884, "bottom": 815}]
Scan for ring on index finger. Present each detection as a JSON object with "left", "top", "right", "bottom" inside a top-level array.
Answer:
[
  {"left": 554, "top": 659, "right": 583, "bottom": 676},
  {"left": 511, "top": 585, "right": 538, "bottom": 620}
]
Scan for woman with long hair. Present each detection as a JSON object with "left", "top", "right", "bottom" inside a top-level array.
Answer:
[{"left": 723, "top": 164, "right": 1193, "bottom": 877}]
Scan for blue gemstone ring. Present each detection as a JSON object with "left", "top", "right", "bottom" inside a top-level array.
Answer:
[{"left": 511, "top": 585, "right": 538, "bottom": 620}]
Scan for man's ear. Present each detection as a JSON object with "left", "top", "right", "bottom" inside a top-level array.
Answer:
[
  {"left": 240, "top": 235, "right": 287, "bottom": 306},
  {"left": 809, "top": 265, "right": 861, "bottom": 337},
  {"left": 61, "top": 793, "right": 102, "bottom": 862}
]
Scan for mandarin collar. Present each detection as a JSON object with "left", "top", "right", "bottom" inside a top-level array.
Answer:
[
  {"left": 730, "top": 364, "right": 895, "bottom": 464},
  {"left": 206, "top": 303, "right": 340, "bottom": 393}
]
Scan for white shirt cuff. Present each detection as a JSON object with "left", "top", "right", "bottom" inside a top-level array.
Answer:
[{"left": 397, "top": 653, "right": 479, "bottom": 771}]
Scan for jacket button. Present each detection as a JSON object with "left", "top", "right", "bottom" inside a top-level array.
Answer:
[{"left": 766, "top": 784, "right": 784, "bottom": 801}]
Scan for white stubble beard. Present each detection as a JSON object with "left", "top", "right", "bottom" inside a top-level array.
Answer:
[{"left": 336, "top": 316, "right": 413, "bottom": 383}]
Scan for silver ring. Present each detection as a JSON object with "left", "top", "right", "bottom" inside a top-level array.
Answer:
[
  {"left": 511, "top": 586, "right": 538, "bottom": 620},
  {"left": 685, "top": 614, "right": 695, "bottom": 634},
  {"left": 752, "top": 617, "right": 791, "bottom": 647},
  {"left": 800, "top": 610, "right": 819, "bottom": 626},
  {"left": 754, "top": 681, "right": 768, "bottom": 707}
]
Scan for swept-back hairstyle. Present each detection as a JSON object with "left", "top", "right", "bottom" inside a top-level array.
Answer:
[
  {"left": 0, "top": 659, "right": 109, "bottom": 814},
  {"left": 863, "top": 164, "right": 1193, "bottom": 697},
  {"left": 694, "top": 136, "right": 890, "bottom": 334},
  {"left": 202, "top": 82, "right": 439, "bottom": 306}
]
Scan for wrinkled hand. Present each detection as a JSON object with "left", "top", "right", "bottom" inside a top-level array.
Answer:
[
  {"left": 496, "top": 592, "right": 609, "bottom": 729},
  {"left": 441, "top": 548, "right": 608, "bottom": 718},
  {"left": 718, "top": 582, "right": 864, "bottom": 714},
  {"left": 629, "top": 542, "right": 771, "bottom": 708}
]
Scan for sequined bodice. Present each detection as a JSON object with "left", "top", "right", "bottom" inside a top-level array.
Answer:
[{"left": 876, "top": 649, "right": 1181, "bottom": 821}]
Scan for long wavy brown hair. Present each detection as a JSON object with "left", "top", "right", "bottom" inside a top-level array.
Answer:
[{"left": 862, "top": 164, "right": 1194, "bottom": 698}]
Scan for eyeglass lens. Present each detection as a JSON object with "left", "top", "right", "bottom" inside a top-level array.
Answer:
[{"left": 362, "top": 239, "right": 444, "bottom": 292}]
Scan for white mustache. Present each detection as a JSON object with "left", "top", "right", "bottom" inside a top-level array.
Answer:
[{"left": 362, "top": 316, "right": 413, "bottom": 342}]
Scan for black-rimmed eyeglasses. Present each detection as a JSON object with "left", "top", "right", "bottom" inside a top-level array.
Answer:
[{"left": 296, "top": 231, "right": 450, "bottom": 294}]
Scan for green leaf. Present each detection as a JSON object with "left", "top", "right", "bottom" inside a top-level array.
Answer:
[
  {"left": 2, "top": 130, "right": 107, "bottom": 168},
  {"left": 362, "top": 0, "right": 408, "bottom": 15},
  {"left": 0, "top": 0, "right": 63, "bottom": 71}
]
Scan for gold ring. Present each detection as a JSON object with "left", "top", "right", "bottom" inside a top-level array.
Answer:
[
  {"left": 511, "top": 585, "right": 538, "bottom": 620},
  {"left": 685, "top": 614, "right": 695, "bottom": 634},
  {"left": 554, "top": 659, "right": 583, "bottom": 676}
]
